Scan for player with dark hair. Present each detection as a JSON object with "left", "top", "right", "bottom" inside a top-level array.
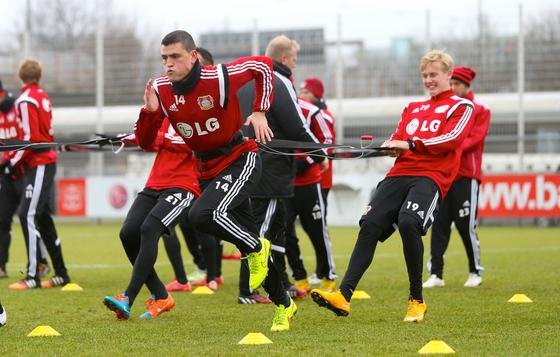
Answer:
[
  {"left": 424, "top": 65, "right": 490, "bottom": 289},
  {"left": 161, "top": 46, "right": 224, "bottom": 292},
  {"left": 117, "top": 30, "right": 295, "bottom": 331},
  {"left": 7, "top": 59, "right": 70, "bottom": 290},
  {"left": 311, "top": 50, "right": 475, "bottom": 322}
]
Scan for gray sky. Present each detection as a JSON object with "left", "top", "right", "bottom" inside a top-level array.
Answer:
[{"left": 1, "top": 0, "right": 558, "bottom": 47}]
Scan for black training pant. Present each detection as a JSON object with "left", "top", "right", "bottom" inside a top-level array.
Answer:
[
  {"left": 339, "top": 176, "right": 440, "bottom": 302},
  {"left": 120, "top": 187, "right": 193, "bottom": 305},
  {"left": 428, "top": 178, "right": 483, "bottom": 278},
  {"left": 18, "top": 164, "right": 68, "bottom": 281},
  {"left": 285, "top": 183, "right": 336, "bottom": 281}
]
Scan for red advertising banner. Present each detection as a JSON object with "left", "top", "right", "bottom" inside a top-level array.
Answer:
[
  {"left": 478, "top": 174, "right": 560, "bottom": 217},
  {"left": 57, "top": 178, "right": 86, "bottom": 217}
]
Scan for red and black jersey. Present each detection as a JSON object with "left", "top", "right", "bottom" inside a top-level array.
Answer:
[
  {"left": 319, "top": 107, "right": 335, "bottom": 190},
  {"left": 135, "top": 56, "right": 273, "bottom": 180},
  {"left": 387, "top": 89, "right": 474, "bottom": 197},
  {"left": 0, "top": 95, "right": 22, "bottom": 163},
  {"left": 294, "top": 98, "right": 332, "bottom": 187},
  {"left": 132, "top": 118, "right": 201, "bottom": 196},
  {"left": 455, "top": 91, "right": 490, "bottom": 181},
  {"left": 11, "top": 83, "right": 57, "bottom": 169}
]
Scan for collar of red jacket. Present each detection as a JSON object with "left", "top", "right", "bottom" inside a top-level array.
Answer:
[
  {"left": 431, "top": 88, "right": 454, "bottom": 101},
  {"left": 171, "top": 59, "right": 201, "bottom": 95},
  {"left": 21, "top": 82, "right": 40, "bottom": 93},
  {"left": 464, "top": 90, "right": 475, "bottom": 101}
]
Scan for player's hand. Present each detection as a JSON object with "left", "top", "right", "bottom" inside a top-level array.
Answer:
[
  {"left": 245, "top": 111, "right": 273, "bottom": 143},
  {"left": 381, "top": 140, "right": 408, "bottom": 157},
  {"left": 143, "top": 79, "right": 159, "bottom": 112},
  {"left": 320, "top": 158, "right": 329, "bottom": 172}
]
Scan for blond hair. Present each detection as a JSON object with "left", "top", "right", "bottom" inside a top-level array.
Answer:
[
  {"left": 265, "top": 35, "right": 300, "bottom": 61},
  {"left": 419, "top": 50, "right": 454, "bottom": 72},
  {"left": 18, "top": 59, "right": 42, "bottom": 84}
]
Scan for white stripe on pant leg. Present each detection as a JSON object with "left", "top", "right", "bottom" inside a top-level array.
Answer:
[
  {"left": 213, "top": 152, "right": 259, "bottom": 249},
  {"left": 271, "top": 244, "right": 285, "bottom": 253},
  {"left": 315, "top": 183, "right": 337, "bottom": 280},
  {"left": 469, "top": 179, "right": 484, "bottom": 273},
  {"left": 423, "top": 191, "right": 440, "bottom": 230},
  {"left": 259, "top": 199, "right": 277, "bottom": 237},
  {"left": 213, "top": 152, "right": 257, "bottom": 248},
  {"left": 26, "top": 165, "right": 45, "bottom": 279},
  {"left": 161, "top": 192, "right": 194, "bottom": 226},
  {"left": 39, "top": 238, "right": 48, "bottom": 260}
]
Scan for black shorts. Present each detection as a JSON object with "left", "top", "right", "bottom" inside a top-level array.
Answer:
[{"left": 361, "top": 176, "right": 440, "bottom": 241}]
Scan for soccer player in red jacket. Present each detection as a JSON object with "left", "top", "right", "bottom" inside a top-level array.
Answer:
[
  {"left": 285, "top": 98, "right": 336, "bottom": 295},
  {"left": 298, "top": 77, "right": 336, "bottom": 286},
  {"left": 134, "top": 30, "right": 295, "bottom": 331},
  {"left": 311, "top": 50, "right": 475, "bottom": 322},
  {"left": 0, "top": 80, "right": 51, "bottom": 280},
  {"left": 424, "top": 66, "right": 490, "bottom": 289},
  {"left": 7, "top": 59, "right": 70, "bottom": 290}
]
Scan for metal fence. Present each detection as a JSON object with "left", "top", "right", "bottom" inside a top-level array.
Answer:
[{"left": 0, "top": 2, "right": 559, "bottom": 177}]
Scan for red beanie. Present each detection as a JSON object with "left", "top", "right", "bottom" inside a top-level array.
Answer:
[
  {"left": 452, "top": 66, "right": 476, "bottom": 86},
  {"left": 300, "top": 77, "right": 324, "bottom": 99}
]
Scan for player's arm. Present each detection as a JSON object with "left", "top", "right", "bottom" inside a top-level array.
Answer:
[
  {"left": 414, "top": 103, "right": 475, "bottom": 155},
  {"left": 226, "top": 56, "right": 274, "bottom": 143},
  {"left": 460, "top": 108, "right": 491, "bottom": 151},
  {"left": 135, "top": 79, "right": 166, "bottom": 150}
]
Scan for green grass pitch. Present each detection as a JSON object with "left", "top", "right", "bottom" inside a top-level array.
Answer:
[{"left": 0, "top": 223, "right": 559, "bottom": 356}]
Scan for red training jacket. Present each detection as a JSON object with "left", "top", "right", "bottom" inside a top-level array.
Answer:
[
  {"left": 455, "top": 91, "right": 490, "bottom": 181},
  {"left": 319, "top": 107, "right": 335, "bottom": 190},
  {"left": 135, "top": 56, "right": 273, "bottom": 180},
  {"left": 132, "top": 118, "right": 201, "bottom": 196},
  {"left": 387, "top": 89, "right": 474, "bottom": 197},
  {"left": 11, "top": 83, "right": 57, "bottom": 169},
  {"left": 294, "top": 98, "right": 332, "bottom": 187},
  {"left": 0, "top": 97, "right": 23, "bottom": 163}
]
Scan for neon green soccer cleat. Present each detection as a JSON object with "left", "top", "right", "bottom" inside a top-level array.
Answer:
[
  {"left": 247, "top": 238, "right": 271, "bottom": 290},
  {"left": 270, "top": 298, "right": 297, "bottom": 332}
]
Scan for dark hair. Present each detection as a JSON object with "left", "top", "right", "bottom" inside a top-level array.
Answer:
[
  {"left": 161, "top": 30, "right": 196, "bottom": 51},
  {"left": 196, "top": 47, "right": 214, "bottom": 65}
]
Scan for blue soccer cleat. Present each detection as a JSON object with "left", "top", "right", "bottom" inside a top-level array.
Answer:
[{"left": 103, "top": 294, "right": 131, "bottom": 320}]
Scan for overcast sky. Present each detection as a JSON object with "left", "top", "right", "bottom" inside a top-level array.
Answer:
[{"left": 1, "top": 0, "right": 558, "bottom": 47}]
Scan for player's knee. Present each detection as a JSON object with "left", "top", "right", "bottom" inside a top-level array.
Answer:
[
  {"left": 398, "top": 212, "right": 422, "bottom": 238},
  {"left": 119, "top": 222, "right": 137, "bottom": 244},
  {"left": 139, "top": 216, "right": 165, "bottom": 240},
  {"left": 357, "top": 219, "right": 383, "bottom": 243}
]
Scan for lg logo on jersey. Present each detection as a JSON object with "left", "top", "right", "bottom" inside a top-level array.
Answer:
[
  {"left": 176, "top": 118, "right": 220, "bottom": 139},
  {"left": 406, "top": 118, "right": 441, "bottom": 135}
]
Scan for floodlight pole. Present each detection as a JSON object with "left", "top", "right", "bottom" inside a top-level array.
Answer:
[
  {"left": 517, "top": 4, "right": 525, "bottom": 172},
  {"left": 93, "top": 10, "right": 105, "bottom": 176},
  {"left": 251, "top": 19, "right": 259, "bottom": 55},
  {"left": 335, "top": 13, "right": 344, "bottom": 145}
]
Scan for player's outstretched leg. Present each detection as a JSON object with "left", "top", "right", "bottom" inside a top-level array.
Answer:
[{"left": 310, "top": 289, "right": 350, "bottom": 317}]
